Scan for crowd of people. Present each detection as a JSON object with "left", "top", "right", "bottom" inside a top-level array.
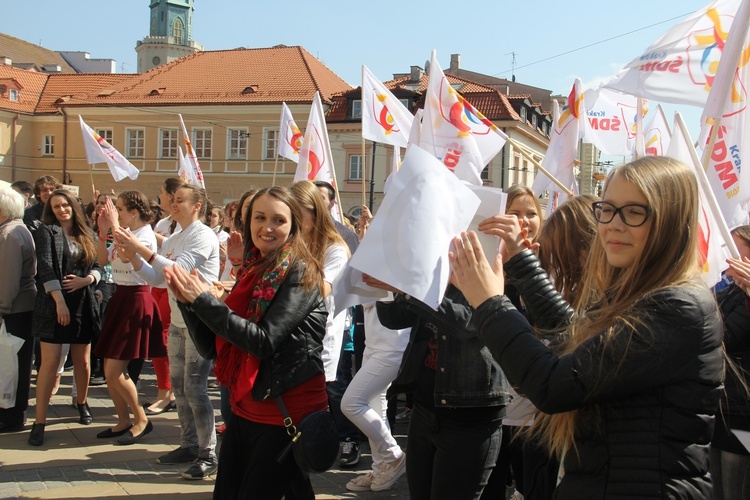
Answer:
[{"left": 0, "top": 154, "right": 748, "bottom": 500}]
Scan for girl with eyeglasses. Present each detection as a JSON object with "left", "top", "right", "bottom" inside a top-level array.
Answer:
[{"left": 449, "top": 156, "right": 723, "bottom": 499}]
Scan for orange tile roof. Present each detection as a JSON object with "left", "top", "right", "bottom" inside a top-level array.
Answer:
[
  {"left": 36, "top": 73, "right": 133, "bottom": 113},
  {"left": 58, "top": 46, "right": 351, "bottom": 107},
  {"left": 0, "top": 33, "right": 77, "bottom": 73},
  {"left": 327, "top": 72, "right": 522, "bottom": 123},
  {"left": 0, "top": 64, "right": 49, "bottom": 114}
]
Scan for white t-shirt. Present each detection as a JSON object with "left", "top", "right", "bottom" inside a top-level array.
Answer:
[
  {"left": 136, "top": 220, "right": 220, "bottom": 328},
  {"left": 109, "top": 224, "right": 157, "bottom": 286},
  {"left": 321, "top": 243, "right": 349, "bottom": 381}
]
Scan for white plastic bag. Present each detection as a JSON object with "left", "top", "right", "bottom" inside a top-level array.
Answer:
[{"left": 0, "top": 321, "right": 24, "bottom": 409}]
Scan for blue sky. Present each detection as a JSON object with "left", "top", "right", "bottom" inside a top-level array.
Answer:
[{"left": 4, "top": 0, "right": 711, "bottom": 138}]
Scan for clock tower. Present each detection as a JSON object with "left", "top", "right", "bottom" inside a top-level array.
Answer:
[{"left": 136, "top": 0, "right": 203, "bottom": 73}]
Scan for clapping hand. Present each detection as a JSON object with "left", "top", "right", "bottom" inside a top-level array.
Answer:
[
  {"left": 727, "top": 256, "right": 750, "bottom": 296},
  {"left": 449, "top": 231, "right": 504, "bottom": 308},
  {"left": 163, "top": 265, "right": 209, "bottom": 304},
  {"left": 478, "top": 215, "right": 539, "bottom": 262}
]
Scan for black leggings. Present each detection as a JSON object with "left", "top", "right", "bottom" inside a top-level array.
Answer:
[{"left": 213, "top": 413, "right": 314, "bottom": 500}]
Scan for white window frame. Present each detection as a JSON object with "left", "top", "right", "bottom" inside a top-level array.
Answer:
[
  {"left": 519, "top": 107, "right": 527, "bottom": 124},
  {"left": 227, "top": 128, "right": 248, "bottom": 160},
  {"left": 159, "top": 128, "right": 179, "bottom": 159},
  {"left": 193, "top": 128, "right": 213, "bottom": 159},
  {"left": 126, "top": 128, "right": 145, "bottom": 158},
  {"left": 42, "top": 135, "right": 54, "bottom": 156},
  {"left": 173, "top": 17, "right": 184, "bottom": 43},
  {"left": 263, "top": 128, "right": 278, "bottom": 160},
  {"left": 531, "top": 114, "right": 538, "bottom": 130},
  {"left": 9, "top": 88, "right": 19, "bottom": 101},
  {"left": 348, "top": 154, "right": 363, "bottom": 180},
  {"left": 351, "top": 100, "right": 362, "bottom": 118}
]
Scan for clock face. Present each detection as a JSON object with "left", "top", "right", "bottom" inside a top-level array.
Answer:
[{"left": 152, "top": 56, "right": 161, "bottom": 65}]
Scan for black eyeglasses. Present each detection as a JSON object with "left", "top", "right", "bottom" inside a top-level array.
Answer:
[{"left": 592, "top": 201, "right": 651, "bottom": 227}]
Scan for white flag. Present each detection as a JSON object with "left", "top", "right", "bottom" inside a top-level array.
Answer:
[
  {"left": 666, "top": 112, "right": 736, "bottom": 287},
  {"left": 278, "top": 102, "right": 302, "bottom": 163},
  {"left": 604, "top": 0, "right": 743, "bottom": 106},
  {"left": 421, "top": 50, "right": 507, "bottom": 185},
  {"left": 78, "top": 116, "right": 139, "bottom": 182},
  {"left": 532, "top": 79, "right": 584, "bottom": 197},
  {"left": 178, "top": 147, "right": 201, "bottom": 187},
  {"left": 641, "top": 104, "right": 671, "bottom": 157},
  {"left": 698, "top": 0, "right": 750, "bottom": 229},
  {"left": 361, "top": 65, "right": 413, "bottom": 148},
  {"left": 178, "top": 114, "right": 205, "bottom": 188},
  {"left": 582, "top": 87, "right": 639, "bottom": 157}
]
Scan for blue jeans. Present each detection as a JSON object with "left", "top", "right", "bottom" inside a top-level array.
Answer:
[
  {"left": 168, "top": 325, "right": 216, "bottom": 458},
  {"left": 406, "top": 402, "right": 502, "bottom": 500}
]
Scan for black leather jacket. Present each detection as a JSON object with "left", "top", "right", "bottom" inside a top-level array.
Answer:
[
  {"left": 475, "top": 250, "right": 723, "bottom": 499},
  {"left": 178, "top": 260, "right": 328, "bottom": 401}
]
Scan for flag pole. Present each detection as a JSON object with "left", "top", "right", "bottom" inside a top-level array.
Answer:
[
  {"left": 700, "top": 118, "right": 722, "bottom": 171},
  {"left": 88, "top": 164, "right": 96, "bottom": 201},
  {"left": 507, "top": 137, "right": 573, "bottom": 196},
  {"left": 272, "top": 156, "right": 279, "bottom": 186},
  {"left": 361, "top": 136, "right": 366, "bottom": 207},
  {"left": 675, "top": 113, "right": 739, "bottom": 259}
]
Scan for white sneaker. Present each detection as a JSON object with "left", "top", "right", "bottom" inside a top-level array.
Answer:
[
  {"left": 370, "top": 454, "right": 407, "bottom": 492},
  {"left": 346, "top": 471, "right": 375, "bottom": 492}
]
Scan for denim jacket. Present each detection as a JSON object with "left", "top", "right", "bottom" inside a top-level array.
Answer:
[{"left": 376, "top": 285, "right": 511, "bottom": 409}]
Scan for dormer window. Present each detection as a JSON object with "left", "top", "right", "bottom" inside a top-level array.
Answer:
[
  {"left": 9, "top": 88, "right": 18, "bottom": 101},
  {"left": 531, "top": 114, "right": 538, "bottom": 130},
  {"left": 351, "top": 100, "right": 362, "bottom": 118},
  {"left": 242, "top": 85, "right": 259, "bottom": 94},
  {"left": 520, "top": 107, "right": 527, "bottom": 124}
]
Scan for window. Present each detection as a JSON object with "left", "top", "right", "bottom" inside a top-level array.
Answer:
[
  {"left": 531, "top": 114, "right": 538, "bottom": 130},
  {"left": 228, "top": 128, "right": 248, "bottom": 159},
  {"left": 519, "top": 107, "right": 527, "bottom": 124},
  {"left": 173, "top": 17, "right": 184, "bottom": 43},
  {"left": 348, "top": 155, "right": 363, "bottom": 180},
  {"left": 160, "top": 129, "right": 179, "bottom": 159},
  {"left": 193, "top": 129, "right": 212, "bottom": 159},
  {"left": 351, "top": 100, "right": 362, "bottom": 118},
  {"left": 263, "top": 128, "right": 278, "bottom": 160},
  {"left": 481, "top": 165, "right": 490, "bottom": 182},
  {"left": 127, "top": 129, "right": 145, "bottom": 158},
  {"left": 42, "top": 135, "right": 54, "bottom": 155},
  {"left": 541, "top": 122, "right": 548, "bottom": 136},
  {"left": 399, "top": 98, "right": 410, "bottom": 110},
  {"left": 9, "top": 89, "right": 18, "bottom": 101},
  {"left": 95, "top": 129, "right": 113, "bottom": 146}
]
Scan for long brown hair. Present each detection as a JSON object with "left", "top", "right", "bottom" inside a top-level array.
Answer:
[
  {"left": 43, "top": 189, "right": 97, "bottom": 267},
  {"left": 538, "top": 194, "right": 599, "bottom": 307},
  {"left": 244, "top": 186, "right": 323, "bottom": 292},
  {"left": 528, "top": 157, "right": 701, "bottom": 458},
  {"left": 290, "top": 180, "right": 348, "bottom": 261}
]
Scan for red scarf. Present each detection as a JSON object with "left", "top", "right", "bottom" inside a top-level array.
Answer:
[{"left": 214, "top": 244, "right": 292, "bottom": 406}]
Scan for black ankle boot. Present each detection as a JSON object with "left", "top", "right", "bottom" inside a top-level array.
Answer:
[
  {"left": 28, "top": 422, "right": 45, "bottom": 446},
  {"left": 78, "top": 402, "right": 93, "bottom": 425}
]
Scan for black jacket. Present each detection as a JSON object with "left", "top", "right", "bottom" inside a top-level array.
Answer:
[
  {"left": 474, "top": 251, "right": 724, "bottom": 499},
  {"left": 377, "top": 286, "right": 511, "bottom": 408},
  {"left": 178, "top": 260, "right": 328, "bottom": 401}
]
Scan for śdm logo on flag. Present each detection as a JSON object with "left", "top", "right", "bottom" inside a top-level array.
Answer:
[
  {"left": 374, "top": 94, "right": 400, "bottom": 136},
  {"left": 440, "top": 83, "right": 499, "bottom": 139}
]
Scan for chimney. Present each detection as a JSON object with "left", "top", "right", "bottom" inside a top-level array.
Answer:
[
  {"left": 410, "top": 65, "right": 424, "bottom": 82},
  {"left": 43, "top": 64, "right": 62, "bottom": 73},
  {"left": 450, "top": 54, "right": 461, "bottom": 71},
  {"left": 0, "top": 56, "right": 11, "bottom": 66}
]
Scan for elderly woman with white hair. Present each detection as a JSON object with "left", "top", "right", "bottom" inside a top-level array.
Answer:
[{"left": 0, "top": 187, "right": 37, "bottom": 433}]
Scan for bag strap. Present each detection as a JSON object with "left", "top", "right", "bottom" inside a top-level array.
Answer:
[
  {"left": 275, "top": 396, "right": 299, "bottom": 439},
  {"left": 274, "top": 395, "right": 299, "bottom": 465}
]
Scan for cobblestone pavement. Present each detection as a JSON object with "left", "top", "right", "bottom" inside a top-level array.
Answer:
[{"left": 0, "top": 363, "right": 409, "bottom": 499}]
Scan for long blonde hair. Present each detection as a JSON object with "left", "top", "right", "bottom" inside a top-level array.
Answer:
[
  {"left": 529, "top": 156, "right": 701, "bottom": 458},
  {"left": 290, "top": 180, "right": 348, "bottom": 261}
]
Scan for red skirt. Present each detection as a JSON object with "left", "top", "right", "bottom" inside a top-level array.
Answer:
[{"left": 93, "top": 285, "right": 166, "bottom": 360}]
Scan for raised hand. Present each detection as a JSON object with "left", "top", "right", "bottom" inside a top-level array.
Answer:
[
  {"left": 164, "top": 265, "right": 209, "bottom": 303},
  {"left": 226, "top": 231, "right": 244, "bottom": 263},
  {"left": 361, "top": 273, "right": 402, "bottom": 294},
  {"left": 478, "top": 214, "right": 539, "bottom": 261},
  {"left": 449, "top": 231, "right": 504, "bottom": 308}
]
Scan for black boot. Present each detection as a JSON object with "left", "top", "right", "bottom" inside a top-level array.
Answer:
[
  {"left": 28, "top": 422, "right": 45, "bottom": 446},
  {"left": 78, "top": 402, "right": 93, "bottom": 425}
]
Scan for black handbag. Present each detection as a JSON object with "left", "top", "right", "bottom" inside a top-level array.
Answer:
[{"left": 275, "top": 396, "right": 339, "bottom": 473}]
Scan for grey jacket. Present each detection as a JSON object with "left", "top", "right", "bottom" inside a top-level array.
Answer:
[{"left": 0, "top": 219, "right": 36, "bottom": 318}]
